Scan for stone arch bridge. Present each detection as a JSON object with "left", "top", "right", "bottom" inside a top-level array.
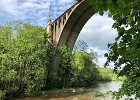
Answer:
[{"left": 46, "top": 0, "right": 96, "bottom": 74}]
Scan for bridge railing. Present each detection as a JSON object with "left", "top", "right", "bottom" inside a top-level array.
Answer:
[
  {"left": 52, "top": 1, "right": 78, "bottom": 25},
  {"left": 50, "top": 1, "right": 80, "bottom": 47}
]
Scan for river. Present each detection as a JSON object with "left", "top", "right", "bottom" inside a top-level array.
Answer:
[{"left": 14, "top": 81, "right": 124, "bottom": 100}]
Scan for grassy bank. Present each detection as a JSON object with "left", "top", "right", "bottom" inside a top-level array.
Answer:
[
  {"left": 21, "top": 87, "right": 88, "bottom": 98},
  {"left": 98, "top": 68, "right": 126, "bottom": 82}
]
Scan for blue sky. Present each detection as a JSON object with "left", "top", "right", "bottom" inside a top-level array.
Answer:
[
  {"left": 0, "top": 0, "right": 76, "bottom": 26},
  {"left": 0, "top": 0, "right": 117, "bottom": 67}
]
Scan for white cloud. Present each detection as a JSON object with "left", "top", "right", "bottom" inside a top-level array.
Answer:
[
  {"left": 78, "top": 14, "right": 117, "bottom": 51},
  {"left": 77, "top": 13, "right": 117, "bottom": 67},
  {"left": 0, "top": 0, "right": 76, "bottom": 26}
]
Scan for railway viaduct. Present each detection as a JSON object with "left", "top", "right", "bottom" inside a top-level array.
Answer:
[{"left": 46, "top": 0, "right": 96, "bottom": 75}]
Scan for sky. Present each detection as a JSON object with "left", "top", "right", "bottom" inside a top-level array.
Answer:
[{"left": 0, "top": 0, "right": 117, "bottom": 67}]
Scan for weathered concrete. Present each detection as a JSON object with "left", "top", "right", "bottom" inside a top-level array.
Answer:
[{"left": 46, "top": 0, "right": 96, "bottom": 74}]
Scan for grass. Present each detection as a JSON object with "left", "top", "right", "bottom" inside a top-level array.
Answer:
[{"left": 22, "top": 87, "right": 88, "bottom": 97}]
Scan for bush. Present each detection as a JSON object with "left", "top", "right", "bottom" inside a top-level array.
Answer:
[
  {"left": 0, "top": 90, "right": 5, "bottom": 100},
  {"left": 0, "top": 20, "right": 47, "bottom": 99},
  {"left": 71, "top": 52, "right": 100, "bottom": 87}
]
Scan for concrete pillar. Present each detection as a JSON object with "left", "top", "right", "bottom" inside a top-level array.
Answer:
[
  {"left": 66, "top": 12, "right": 68, "bottom": 20},
  {"left": 61, "top": 16, "right": 64, "bottom": 30},
  {"left": 46, "top": 18, "right": 52, "bottom": 34},
  {"left": 53, "top": 23, "right": 56, "bottom": 47},
  {"left": 46, "top": 18, "right": 53, "bottom": 44},
  {"left": 56, "top": 20, "right": 60, "bottom": 44}
]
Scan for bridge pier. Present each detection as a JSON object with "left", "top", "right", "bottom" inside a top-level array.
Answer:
[
  {"left": 46, "top": 18, "right": 53, "bottom": 47},
  {"left": 46, "top": 0, "right": 96, "bottom": 78},
  {"left": 46, "top": 18, "right": 62, "bottom": 77}
]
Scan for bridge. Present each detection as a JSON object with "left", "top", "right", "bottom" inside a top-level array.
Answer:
[{"left": 46, "top": 0, "right": 96, "bottom": 74}]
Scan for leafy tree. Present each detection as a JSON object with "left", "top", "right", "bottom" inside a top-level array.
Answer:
[
  {"left": 89, "top": 0, "right": 140, "bottom": 99},
  {"left": 0, "top": 20, "right": 47, "bottom": 98},
  {"left": 72, "top": 40, "right": 100, "bottom": 87},
  {"left": 57, "top": 45, "right": 73, "bottom": 88},
  {"left": 72, "top": 51, "right": 100, "bottom": 87},
  {"left": 55, "top": 40, "right": 100, "bottom": 88}
]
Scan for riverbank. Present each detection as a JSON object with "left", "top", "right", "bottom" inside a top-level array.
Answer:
[
  {"left": 11, "top": 81, "right": 123, "bottom": 100},
  {"left": 10, "top": 88, "right": 91, "bottom": 100},
  {"left": 22, "top": 87, "right": 89, "bottom": 97},
  {"left": 7, "top": 67, "right": 126, "bottom": 100},
  {"left": 9, "top": 70, "right": 126, "bottom": 100},
  {"left": 4, "top": 67, "right": 126, "bottom": 100}
]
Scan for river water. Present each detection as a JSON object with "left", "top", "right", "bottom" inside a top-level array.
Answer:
[{"left": 14, "top": 81, "right": 124, "bottom": 100}]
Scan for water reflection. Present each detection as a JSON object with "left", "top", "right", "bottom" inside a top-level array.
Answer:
[{"left": 93, "top": 81, "right": 122, "bottom": 93}]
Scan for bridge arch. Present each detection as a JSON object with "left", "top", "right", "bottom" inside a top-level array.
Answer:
[
  {"left": 46, "top": 0, "right": 96, "bottom": 74},
  {"left": 57, "top": 0, "right": 95, "bottom": 50}
]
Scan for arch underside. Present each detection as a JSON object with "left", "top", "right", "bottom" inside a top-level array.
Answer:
[{"left": 57, "top": 0, "right": 96, "bottom": 50}]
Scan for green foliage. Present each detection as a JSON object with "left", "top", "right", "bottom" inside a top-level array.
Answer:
[
  {"left": 57, "top": 45, "right": 73, "bottom": 88},
  {"left": 55, "top": 40, "right": 100, "bottom": 88},
  {"left": 71, "top": 40, "right": 100, "bottom": 87},
  {"left": 0, "top": 20, "right": 47, "bottom": 99},
  {"left": 98, "top": 68, "right": 126, "bottom": 82},
  {"left": 0, "top": 20, "right": 120, "bottom": 99},
  {"left": 71, "top": 51, "right": 100, "bottom": 87},
  {"left": 46, "top": 87, "right": 87, "bottom": 94},
  {"left": 93, "top": 91, "right": 114, "bottom": 99},
  {"left": 56, "top": 43, "right": 123, "bottom": 89},
  {"left": 0, "top": 90, "right": 5, "bottom": 99},
  {"left": 98, "top": 68, "right": 112, "bottom": 81},
  {"left": 89, "top": 0, "right": 140, "bottom": 99}
]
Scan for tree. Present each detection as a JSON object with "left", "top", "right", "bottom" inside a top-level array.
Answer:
[
  {"left": 89, "top": 0, "right": 140, "bottom": 99},
  {"left": 72, "top": 51, "right": 100, "bottom": 87},
  {"left": 72, "top": 40, "right": 100, "bottom": 87},
  {"left": 57, "top": 45, "right": 73, "bottom": 88},
  {"left": 50, "top": 39, "right": 100, "bottom": 88},
  {"left": 0, "top": 20, "right": 47, "bottom": 98}
]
